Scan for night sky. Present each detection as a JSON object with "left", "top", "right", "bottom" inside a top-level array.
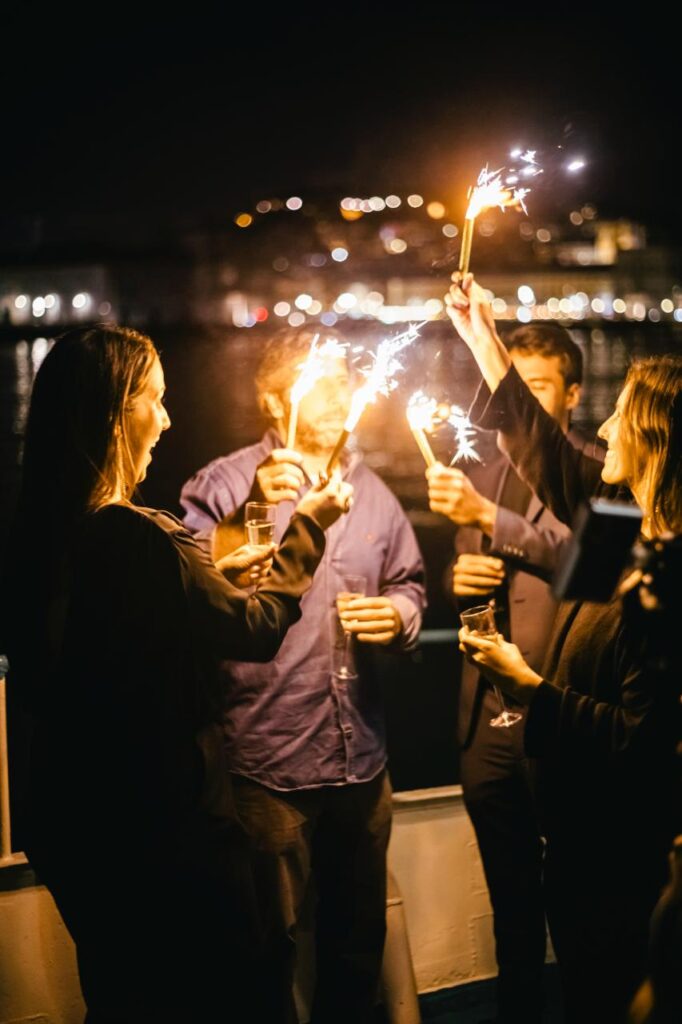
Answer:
[{"left": 3, "top": 6, "right": 680, "bottom": 241}]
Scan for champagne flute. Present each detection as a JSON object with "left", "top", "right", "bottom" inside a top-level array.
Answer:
[
  {"left": 335, "top": 573, "right": 367, "bottom": 679},
  {"left": 244, "top": 502, "right": 276, "bottom": 590},
  {"left": 459, "top": 604, "right": 523, "bottom": 728}
]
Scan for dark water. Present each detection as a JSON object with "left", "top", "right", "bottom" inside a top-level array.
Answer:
[{"left": 1, "top": 320, "right": 680, "bottom": 788}]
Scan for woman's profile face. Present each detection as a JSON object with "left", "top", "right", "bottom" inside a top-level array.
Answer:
[
  {"left": 124, "top": 356, "right": 171, "bottom": 483},
  {"left": 598, "top": 384, "right": 637, "bottom": 488}
]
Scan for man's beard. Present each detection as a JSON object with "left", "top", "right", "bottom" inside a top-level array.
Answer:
[{"left": 295, "top": 420, "right": 344, "bottom": 456}]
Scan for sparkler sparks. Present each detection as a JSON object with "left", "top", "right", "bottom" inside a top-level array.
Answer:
[
  {"left": 406, "top": 390, "right": 480, "bottom": 465},
  {"left": 286, "top": 335, "right": 348, "bottom": 449},
  {"left": 459, "top": 154, "right": 543, "bottom": 275},
  {"left": 326, "top": 323, "right": 423, "bottom": 474}
]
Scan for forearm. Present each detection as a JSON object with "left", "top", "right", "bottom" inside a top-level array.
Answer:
[{"left": 470, "top": 331, "right": 513, "bottom": 395}]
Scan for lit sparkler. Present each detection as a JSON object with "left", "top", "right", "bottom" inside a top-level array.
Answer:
[
  {"left": 286, "top": 335, "right": 348, "bottom": 449},
  {"left": 326, "top": 323, "right": 423, "bottom": 474},
  {"left": 459, "top": 152, "right": 542, "bottom": 275},
  {"left": 406, "top": 391, "right": 438, "bottom": 467},
  {"left": 447, "top": 404, "right": 480, "bottom": 464},
  {"left": 406, "top": 390, "right": 480, "bottom": 466}
]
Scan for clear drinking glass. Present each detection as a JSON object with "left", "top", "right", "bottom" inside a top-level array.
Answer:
[
  {"left": 335, "top": 573, "right": 368, "bottom": 679},
  {"left": 459, "top": 604, "right": 522, "bottom": 728},
  {"left": 244, "top": 502, "right": 276, "bottom": 549}
]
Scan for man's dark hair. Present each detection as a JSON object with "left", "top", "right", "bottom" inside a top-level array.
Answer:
[{"left": 503, "top": 324, "right": 583, "bottom": 387}]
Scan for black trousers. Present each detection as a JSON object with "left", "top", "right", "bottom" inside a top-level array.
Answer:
[
  {"left": 232, "top": 770, "right": 393, "bottom": 1024},
  {"left": 460, "top": 686, "right": 547, "bottom": 1024},
  {"left": 543, "top": 829, "right": 668, "bottom": 1024}
]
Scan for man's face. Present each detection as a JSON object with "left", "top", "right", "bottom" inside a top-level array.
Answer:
[
  {"left": 294, "top": 357, "right": 352, "bottom": 454},
  {"left": 509, "top": 350, "right": 580, "bottom": 432}
]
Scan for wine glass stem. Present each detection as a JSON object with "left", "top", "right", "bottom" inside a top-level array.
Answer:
[
  {"left": 341, "top": 629, "right": 352, "bottom": 673},
  {"left": 492, "top": 684, "right": 507, "bottom": 714}
]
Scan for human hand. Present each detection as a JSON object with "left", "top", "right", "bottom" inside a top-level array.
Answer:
[
  {"left": 338, "top": 595, "right": 403, "bottom": 645},
  {"left": 453, "top": 553, "right": 506, "bottom": 597},
  {"left": 427, "top": 464, "right": 496, "bottom": 530},
  {"left": 255, "top": 449, "right": 306, "bottom": 504},
  {"left": 215, "top": 543, "right": 276, "bottom": 589},
  {"left": 444, "top": 272, "right": 499, "bottom": 349},
  {"left": 459, "top": 626, "right": 541, "bottom": 703},
  {"left": 295, "top": 471, "right": 354, "bottom": 530}
]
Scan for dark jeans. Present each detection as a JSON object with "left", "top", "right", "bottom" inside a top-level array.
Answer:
[
  {"left": 232, "top": 770, "right": 393, "bottom": 1024},
  {"left": 460, "top": 686, "right": 546, "bottom": 1024}
]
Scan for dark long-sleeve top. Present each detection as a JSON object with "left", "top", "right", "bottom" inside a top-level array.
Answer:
[
  {"left": 3, "top": 504, "right": 325, "bottom": 871},
  {"left": 470, "top": 366, "right": 680, "bottom": 855}
]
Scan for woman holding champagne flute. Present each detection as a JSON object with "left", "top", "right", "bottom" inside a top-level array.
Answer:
[
  {"left": 0, "top": 324, "right": 353, "bottom": 1022},
  {"left": 446, "top": 273, "right": 681, "bottom": 1023}
]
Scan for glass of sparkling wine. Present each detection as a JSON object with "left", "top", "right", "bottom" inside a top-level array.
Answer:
[
  {"left": 245, "top": 502, "right": 276, "bottom": 548},
  {"left": 335, "top": 573, "right": 367, "bottom": 679},
  {"left": 244, "top": 502, "right": 276, "bottom": 589},
  {"left": 459, "top": 604, "right": 523, "bottom": 729}
]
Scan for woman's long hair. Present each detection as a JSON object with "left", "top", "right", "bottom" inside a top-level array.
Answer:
[
  {"left": 621, "top": 355, "right": 682, "bottom": 534},
  {"left": 1, "top": 326, "right": 157, "bottom": 711},
  {"left": 20, "top": 325, "right": 157, "bottom": 531}
]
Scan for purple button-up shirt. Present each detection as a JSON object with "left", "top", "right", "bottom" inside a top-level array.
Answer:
[{"left": 180, "top": 429, "right": 426, "bottom": 791}]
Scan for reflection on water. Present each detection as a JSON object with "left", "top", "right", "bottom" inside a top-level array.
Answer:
[{"left": 1, "top": 320, "right": 680, "bottom": 548}]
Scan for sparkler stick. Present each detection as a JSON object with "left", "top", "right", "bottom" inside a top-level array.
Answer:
[
  {"left": 286, "top": 335, "right": 347, "bottom": 449},
  {"left": 458, "top": 152, "right": 540, "bottom": 275},
  {"left": 407, "top": 391, "right": 480, "bottom": 466},
  {"left": 326, "top": 323, "right": 423, "bottom": 475},
  {"left": 406, "top": 391, "right": 438, "bottom": 467}
]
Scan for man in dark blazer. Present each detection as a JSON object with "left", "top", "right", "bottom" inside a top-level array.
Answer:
[{"left": 427, "top": 324, "right": 602, "bottom": 1024}]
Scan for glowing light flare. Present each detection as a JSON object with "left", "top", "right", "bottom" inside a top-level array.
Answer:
[
  {"left": 446, "top": 405, "right": 480, "bottom": 464},
  {"left": 406, "top": 391, "right": 438, "bottom": 467},
  {"left": 287, "top": 336, "right": 349, "bottom": 449},
  {"left": 326, "top": 324, "right": 423, "bottom": 474},
  {"left": 406, "top": 390, "right": 479, "bottom": 465},
  {"left": 458, "top": 161, "right": 540, "bottom": 275}
]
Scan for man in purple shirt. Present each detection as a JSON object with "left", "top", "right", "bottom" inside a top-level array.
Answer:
[{"left": 180, "top": 326, "right": 426, "bottom": 1023}]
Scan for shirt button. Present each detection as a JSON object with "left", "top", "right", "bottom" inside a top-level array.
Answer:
[{"left": 343, "top": 726, "right": 353, "bottom": 738}]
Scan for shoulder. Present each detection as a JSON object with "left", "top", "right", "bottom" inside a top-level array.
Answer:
[
  {"left": 84, "top": 504, "right": 178, "bottom": 560},
  {"left": 182, "top": 436, "right": 273, "bottom": 491},
  {"left": 351, "top": 463, "right": 402, "bottom": 508}
]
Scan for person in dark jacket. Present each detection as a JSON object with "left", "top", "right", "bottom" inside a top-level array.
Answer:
[
  {"left": 426, "top": 324, "right": 599, "bottom": 1024},
  {"left": 0, "top": 325, "right": 352, "bottom": 1024},
  {"left": 445, "top": 274, "right": 682, "bottom": 1023}
]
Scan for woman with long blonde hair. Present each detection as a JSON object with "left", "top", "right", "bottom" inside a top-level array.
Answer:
[
  {"left": 1, "top": 324, "right": 352, "bottom": 1023},
  {"left": 444, "top": 276, "right": 681, "bottom": 1023}
]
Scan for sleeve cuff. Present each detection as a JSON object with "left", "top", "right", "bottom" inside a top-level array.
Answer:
[
  {"left": 387, "top": 593, "right": 421, "bottom": 651},
  {"left": 469, "top": 364, "right": 520, "bottom": 431}
]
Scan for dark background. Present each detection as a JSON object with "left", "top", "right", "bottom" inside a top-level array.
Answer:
[{"left": 3, "top": 5, "right": 681, "bottom": 239}]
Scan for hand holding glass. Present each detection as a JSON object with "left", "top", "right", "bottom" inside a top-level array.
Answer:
[
  {"left": 459, "top": 604, "right": 522, "bottom": 728},
  {"left": 335, "top": 574, "right": 367, "bottom": 679}
]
